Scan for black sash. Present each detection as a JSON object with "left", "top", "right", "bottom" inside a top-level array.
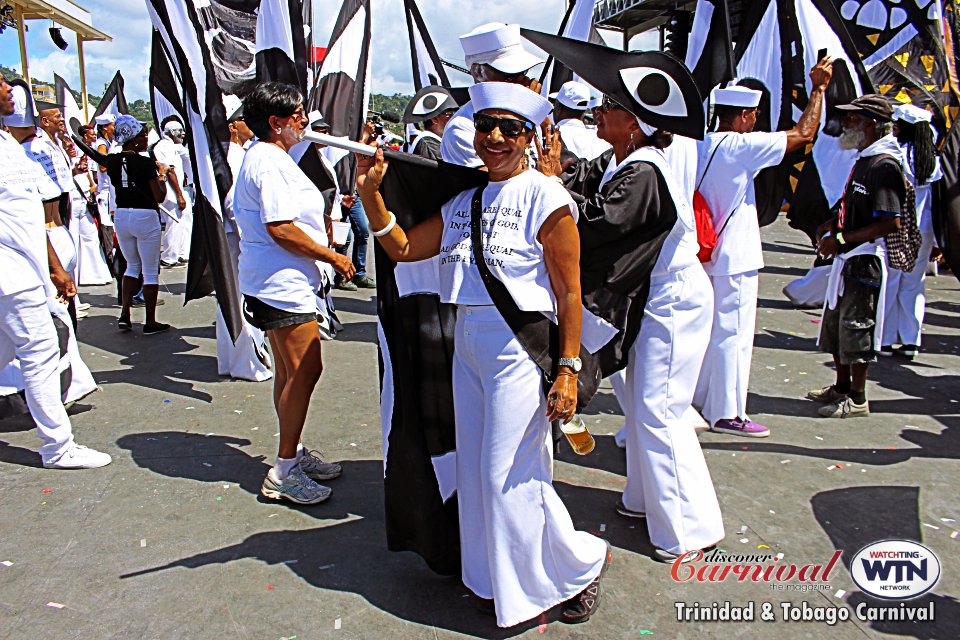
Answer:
[{"left": 468, "top": 187, "right": 600, "bottom": 411}]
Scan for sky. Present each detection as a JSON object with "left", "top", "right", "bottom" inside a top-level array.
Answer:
[{"left": 0, "top": 0, "right": 657, "bottom": 101}]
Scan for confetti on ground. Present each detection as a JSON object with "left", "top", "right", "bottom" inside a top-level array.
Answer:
[
  {"left": 40, "top": 501, "right": 46, "bottom": 506},
  {"left": 223, "top": 484, "right": 230, "bottom": 489},
  {"left": 283, "top": 560, "right": 298, "bottom": 565},
  {"left": 537, "top": 623, "right": 547, "bottom": 634},
  {"left": 201, "top": 462, "right": 213, "bottom": 468},
  {"left": 828, "top": 464, "right": 844, "bottom": 471},
  {"left": 267, "top": 585, "right": 274, "bottom": 590},
  {"left": 835, "top": 590, "right": 846, "bottom": 599},
  {"left": 599, "top": 524, "right": 606, "bottom": 533},
  {"left": 140, "top": 539, "right": 146, "bottom": 548},
  {"left": 319, "top": 564, "right": 335, "bottom": 570},
  {"left": 163, "top": 400, "right": 171, "bottom": 404},
  {"left": 922, "top": 523, "right": 940, "bottom": 530},
  {"left": 739, "top": 537, "right": 749, "bottom": 543},
  {"left": 46, "top": 602, "right": 65, "bottom": 609},
  {"left": 216, "top": 497, "right": 223, "bottom": 502},
  {"left": 639, "top": 631, "right": 654, "bottom": 635},
  {"left": 941, "top": 518, "right": 956, "bottom": 523},
  {"left": 234, "top": 410, "right": 243, "bottom": 414},
  {"left": 780, "top": 459, "right": 790, "bottom": 464},
  {"left": 815, "top": 436, "right": 824, "bottom": 441},
  {"left": 799, "top": 372, "right": 807, "bottom": 375},
  {"left": 41, "top": 489, "right": 52, "bottom": 494},
  {"left": 334, "top": 618, "right": 342, "bottom": 630},
  {"left": 1, "top": 561, "right": 12, "bottom": 567},
  {"left": 757, "top": 544, "right": 770, "bottom": 550},
  {"left": 185, "top": 407, "right": 194, "bottom": 411},
  {"left": 251, "top": 427, "right": 259, "bottom": 431},
  {"left": 861, "top": 469, "right": 866, "bottom": 473},
  {"left": 349, "top": 443, "right": 357, "bottom": 447},
  {"left": 950, "top": 531, "right": 959, "bottom": 540},
  {"left": 739, "top": 525, "right": 748, "bottom": 534},
  {"left": 810, "top": 318, "right": 820, "bottom": 324},
  {"left": 174, "top": 371, "right": 182, "bottom": 374},
  {"left": 769, "top": 510, "right": 775, "bottom": 514}
]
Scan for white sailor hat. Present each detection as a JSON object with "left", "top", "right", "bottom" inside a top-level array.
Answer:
[
  {"left": 711, "top": 85, "right": 762, "bottom": 108},
  {"left": 3, "top": 80, "right": 36, "bottom": 128},
  {"left": 163, "top": 118, "right": 184, "bottom": 132},
  {"left": 555, "top": 81, "right": 592, "bottom": 110},
  {"left": 469, "top": 81, "right": 552, "bottom": 126},
  {"left": 893, "top": 103, "right": 933, "bottom": 124},
  {"left": 94, "top": 113, "right": 116, "bottom": 126},
  {"left": 460, "top": 23, "right": 542, "bottom": 75},
  {"left": 223, "top": 93, "right": 244, "bottom": 122}
]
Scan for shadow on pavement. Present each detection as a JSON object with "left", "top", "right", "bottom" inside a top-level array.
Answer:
[
  {"left": 114, "top": 431, "right": 601, "bottom": 637},
  {"left": 811, "top": 486, "right": 960, "bottom": 639}
]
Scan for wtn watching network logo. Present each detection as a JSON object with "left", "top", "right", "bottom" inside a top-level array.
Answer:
[{"left": 850, "top": 540, "right": 942, "bottom": 600}]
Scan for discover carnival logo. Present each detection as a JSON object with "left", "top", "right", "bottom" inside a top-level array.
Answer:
[{"left": 850, "top": 540, "right": 941, "bottom": 600}]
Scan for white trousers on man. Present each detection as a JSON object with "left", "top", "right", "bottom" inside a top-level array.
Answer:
[
  {"left": 694, "top": 271, "right": 759, "bottom": 425},
  {"left": 216, "top": 231, "right": 273, "bottom": 381},
  {"left": 622, "top": 265, "right": 724, "bottom": 554},
  {"left": 160, "top": 195, "right": 193, "bottom": 264},
  {"left": 882, "top": 231, "right": 935, "bottom": 347},
  {"left": 69, "top": 202, "right": 112, "bottom": 285},
  {"left": 0, "top": 286, "right": 75, "bottom": 462},
  {"left": 453, "top": 305, "right": 606, "bottom": 628}
]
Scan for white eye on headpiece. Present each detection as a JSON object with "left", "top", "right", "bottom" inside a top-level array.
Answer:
[
  {"left": 412, "top": 91, "right": 453, "bottom": 116},
  {"left": 619, "top": 66, "right": 688, "bottom": 119}
]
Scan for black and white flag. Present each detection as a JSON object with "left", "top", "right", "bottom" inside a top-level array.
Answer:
[
  {"left": 538, "top": 0, "right": 602, "bottom": 96},
  {"left": 684, "top": 0, "right": 735, "bottom": 98},
  {"left": 146, "top": 0, "right": 241, "bottom": 341},
  {"left": 255, "top": 0, "right": 309, "bottom": 93},
  {"left": 403, "top": 0, "right": 449, "bottom": 91},
  {"left": 313, "top": 0, "right": 371, "bottom": 143},
  {"left": 53, "top": 74, "right": 85, "bottom": 131},
  {"left": 150, "top": 29, "right": 185, "bottom": 128},
  {"left": 91, "top": 71, "right": 129, "bottom": 124}
]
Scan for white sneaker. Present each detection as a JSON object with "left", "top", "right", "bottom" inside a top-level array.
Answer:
[
  {"left": 75, "top": 310, "right": 89, "bottom": 319},
  {"left": 76, "top": 303, "right": 91, "bottom": 311},
  {"left": 43, "top": 443, "right": 112, "bottom": 469}
]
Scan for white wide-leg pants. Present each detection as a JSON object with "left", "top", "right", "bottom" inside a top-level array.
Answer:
[
  {"left": 453, "top": 305, "right": 606, "bottom": 628},
  {"left": 216, "top": 231, "right": 273, "bottom": 381},
  {"left": 0, "top": 286, "right": 75, "bottom": 462},
  {"left": 623, "top": 265, "right": 724, "bottom": 554},
  {"left": 694, "top": 271, "right": 759, "bottom": 425},
  {"left": 70, "top": 204, "right": 112, "bottom": 285},
  {"left": 882, "top": 231, "right": 934, "bottom": 347},
  {"left": 160, "top": 198, "right": 193, "bottom": 264}
]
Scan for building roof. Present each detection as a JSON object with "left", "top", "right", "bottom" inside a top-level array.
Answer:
[{"left": 11, "top": 0, "right": 111, "bottom": 42}]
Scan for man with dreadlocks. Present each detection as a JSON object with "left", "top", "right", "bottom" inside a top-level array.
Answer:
[{"left": 880, "top": 103, "right": 943, "bottom": 360}]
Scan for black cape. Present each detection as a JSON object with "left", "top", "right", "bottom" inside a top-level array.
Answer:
[{"left": 563, "top": 149, "right": 678, "bottom": 374}]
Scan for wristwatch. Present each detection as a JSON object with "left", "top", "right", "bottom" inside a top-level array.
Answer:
[{"left": 558, "top": 356, "right": 582, "bottom": 373}]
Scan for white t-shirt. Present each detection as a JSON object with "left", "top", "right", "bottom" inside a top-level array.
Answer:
[
  {"left": 24, "top": 129, "right": 73, "bottom": 196},
  {"left": 233, "top": 141, "right": 331, "bottom": 314},
  {"left": 557, "top": 119, "right": 611, "bottom": 161},
  {"left": 153, "top": 138, "right": 185, "bottom": 211},
  {"left": 696, "top": 130, "right": 787, "bottom": 276},
  {"left": 438, "top": 169, "right": 576, "bottom": 312},
  {"left": 0, "top": 131, "right": 53, "bottom": 296},
  {"left": 440, "top": 102, "right": 482, "bottom": 168}
]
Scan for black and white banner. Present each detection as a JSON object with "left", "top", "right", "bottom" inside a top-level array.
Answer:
[
  {"left": 538, "top": 0, "right": 602, "bottom": 96},
  {"left": 53, "top": 74, "right": 85, "bottom": 132},
  {"left": 150, "top": 29, "right": 185, "bottom": 128},
  {"left": 91, "top": 71, "right": 129, "bottom": 124},
  {"left": 146, "top": 0, "right": 241, "bottom": 341},
  {"left": 255, "top": 0, "right": 309, "bottom": 93},
  {"left": 684, "top": 0, "right": 735, "bottom": 98},
  {"left": 403, "top": 0, "right": 449, "bottom": 91}
]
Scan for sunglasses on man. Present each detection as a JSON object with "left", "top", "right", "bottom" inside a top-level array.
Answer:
[{"left": 473, "top": 113, "right": 535, "bottom": 138}]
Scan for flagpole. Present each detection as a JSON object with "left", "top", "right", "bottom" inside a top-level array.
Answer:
[
  {"left": 77, "top": 35, "right": 90, "bottom": 121},
  {"left": 15, "top": 5, "right": 30, "bottom": 91}
]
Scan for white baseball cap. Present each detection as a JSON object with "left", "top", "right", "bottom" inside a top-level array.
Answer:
[
  {"left": 555, "top": 81, "right": 592, "bottom": 110},
  {"left": 460, "top": 23, "right": 543, "bottom": 75}
]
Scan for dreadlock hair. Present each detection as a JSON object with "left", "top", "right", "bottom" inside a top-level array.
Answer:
[{"left": 896, "top": 120, "right": 937, "bottom": 184}]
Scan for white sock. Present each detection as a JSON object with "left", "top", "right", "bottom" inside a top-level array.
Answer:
[
  {"left": 295, "top": 443, "right": 305, "bottom": 460},
  {"left": 274, "top": 456, "right": 299, "bottom": 480}
]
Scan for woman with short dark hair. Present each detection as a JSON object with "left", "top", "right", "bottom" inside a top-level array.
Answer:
[
  {"left": 105, "top": 115, "right": 168, "bottom": 335},
  {"left": 233, "top": 81, "right": 355, "bottom": 505}
]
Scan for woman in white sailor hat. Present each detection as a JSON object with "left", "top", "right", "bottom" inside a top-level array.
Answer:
[
  {"left": 880, "top": 103, "right": 943, "bottom": 359},
  {"left": 358, "top": 81, "right": 610, "bottom": 628}
]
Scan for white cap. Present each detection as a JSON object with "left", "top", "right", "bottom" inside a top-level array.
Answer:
[
  {"left": 893, "top": 103, "right": 933, "bottom": 124},
  {"left": 711, "top": 85, "right": 762, "bottom": 108},
  {"left": 555, "top": 81, "right": 592, "bottom": 110},
  {"left": 3, "top": 83, "right": 36, "bottom": 128},
  {"left": 94, "top": 113, "right": 116, "bottom": 126},
  {"left": 587, "top": 95, "right": 602, "bottom": 110},
  {"left": 460, "top": 23, "right": 542, "bottom": 75},
  {"left": 469, "top": 82, "right": 552, "bottom": 127}
]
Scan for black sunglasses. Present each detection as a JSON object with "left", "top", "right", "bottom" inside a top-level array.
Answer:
[
  {"left": 473, "top": 113, "right": 534, "bottom": 138},
  {"left": 597, "top": 97, "right": 627, "bottom": 113}
]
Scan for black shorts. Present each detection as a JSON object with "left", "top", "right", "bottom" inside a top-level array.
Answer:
[
  {"left": 243, "top": 295, "right": 316, "bottom": 332},
  {"left": 819, "top": 256, "right": 882, "bottom": 365}
]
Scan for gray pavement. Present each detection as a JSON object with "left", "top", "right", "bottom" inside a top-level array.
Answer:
[{"left": 0, "top": 217, "right": 958, "bottom": 640}]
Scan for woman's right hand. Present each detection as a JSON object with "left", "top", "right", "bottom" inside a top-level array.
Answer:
[
  {"left": 356, "top": 147, "right": 390, "bottom": 196},
  {"left": 330, "top": 252, "right": 357, "bottom": 281}
]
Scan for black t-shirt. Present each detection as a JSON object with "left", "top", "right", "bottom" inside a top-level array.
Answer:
[
  {"left": 838, "top": 154, "right": 904, "bottom": 253},
  {"left": 106, "top": 153, "right": 159, "bottom": 210}
]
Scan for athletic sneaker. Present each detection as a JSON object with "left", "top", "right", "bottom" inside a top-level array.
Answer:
[
  {"left": 335, "top": 279, "right": 358, "bottom": 291},
  {"left": 260, "top": 466, "right": 332, "bottom": 504},
  {"left": 75, "top": 310, "right": 89, "bottom": 319},
  {"left": 806, "top": 385, "right": 848, "bottom": 404},
  {"left": 76, "top": 302, "right": 91, "bottom": 312},
  {"left": 878, "top": 345, "right": 894, "bottom": 357},
  {"left": 896, "top": 345, "right": 918, "bottom": 360},
  {"left": 561, "top": 541, "right": 611, "bottom": 624},
  {"left": 43, "top": 443, "right": 112, "bottom": 469},
  {"left": 298, "top": 449, "right": 342, "bottom": 481},
  {"left": 615, "top": 498, "right": 645, "bottom": 519},
  {"left": 160, "top": 260, "right": 178, "bottom": 269},
  {"left": 711, "top": 418, "right": 770, "bottom": 438},
  {"left": 819, "top": 398, "right": 870, "bottom": 418}
]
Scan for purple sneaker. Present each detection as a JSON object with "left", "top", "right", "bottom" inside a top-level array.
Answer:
[{"left": 711, "top": 418, "right": 770, "bottom": 438}]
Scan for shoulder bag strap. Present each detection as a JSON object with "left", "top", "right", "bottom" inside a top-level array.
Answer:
[{"left": 695, "top": 133, "right": 731, "bottom": 192}]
